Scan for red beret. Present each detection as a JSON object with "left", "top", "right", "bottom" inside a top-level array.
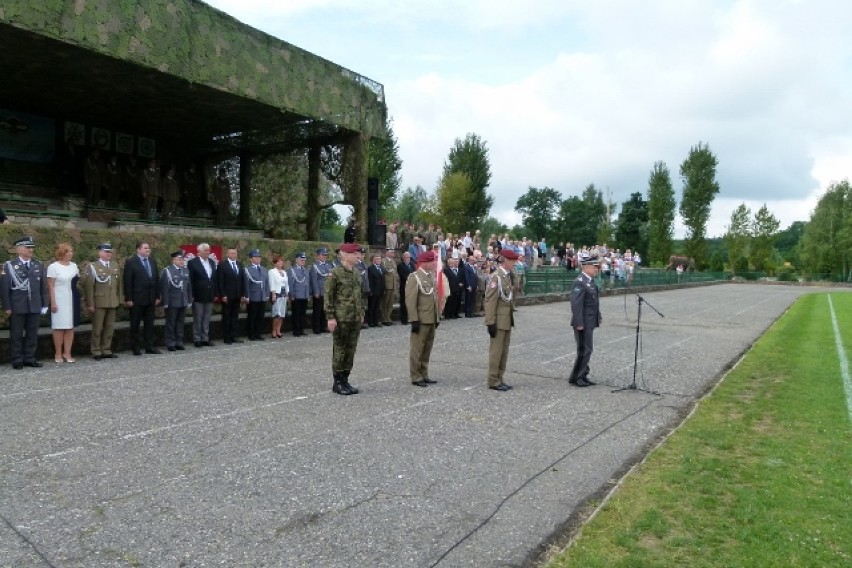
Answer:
[
  {"left": 502, "top": 249, "right": 519, "bottom": 260},
  {"left": 340, "top": 243, "right": 361, "bottom": 253},
  {"left": 418, "top": 250, "right": 436, "bottom": 262}
]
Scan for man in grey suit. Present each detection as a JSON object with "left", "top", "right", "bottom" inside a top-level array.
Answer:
[
  {"left": 160, "top": 250, "right": 193, "bottom": 351},
  {"left": 187, "top": 243, "right": 217, "bottom": 347},
  {"left": 569, "top": 255, "right": 603, "bottom": 387},
  {"left": 243, "top": 249, "right": 268, "bottom": 340},
  {"left": 1, "top": 236, "right": 48, "bottom": 368}
]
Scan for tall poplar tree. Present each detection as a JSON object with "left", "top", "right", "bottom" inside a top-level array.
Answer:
[
  {"left": 724, "top": 203, "right": 752, "bottom": 274},
  {"left": 679, "top": 142, "right": 720, "bottom": 268},
  {"left": 647, "top": 161, "right": 676, "bottom": 265},
  {"left": 751, "top": 204, "right": 780, "bottom": 272},
  {"left": 442, "top": 133, "right": 494, "bottom": 227}
]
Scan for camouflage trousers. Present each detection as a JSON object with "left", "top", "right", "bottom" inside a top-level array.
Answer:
[{"left": 332, "top": 321, "right": 362, "bottom": 373}]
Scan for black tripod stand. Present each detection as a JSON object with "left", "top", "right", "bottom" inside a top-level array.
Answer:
[{"left": 613, "top": 294, "right": 665, "bottom": 395}]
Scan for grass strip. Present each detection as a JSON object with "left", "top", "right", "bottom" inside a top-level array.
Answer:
[{"left": 546, "top": 292, "right": 852, "bottom": 568}]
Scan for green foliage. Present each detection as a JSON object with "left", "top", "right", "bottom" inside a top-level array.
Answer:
[
  {"left": 734, "top": 255, "right": 750, "bottom": 273},
  {"left": 249, "top": 152, "right": 309, "bottom": 239},
  {"left": 751, "top": 204, "right": 781, "bottom": 273},
  {"left": 614, "top": 192, "right": 649, "bottom": 254},
  {"left": 561, "top": 184, "right": 607, "bottom": 247},
  {"left": 647, "top": 161, "right": 676, "bottom": 265},
  {"left": 679, "top": 142, "right": 720, "bottom": 269},
  {"left": 775, "top": 221, "right": 805, "bottom": 263},
  {"left": 2, "top": 0, "right": 386, "bottom": 137},
  {"left": 385, "top": 185, "right": 435, "bottom": 224},
  {"left": 369, "top": 117, "right": 403, "bottom": 217},
  {"left": 435, "top": 171, "right": 475, "bottom": 233},
  {"left": 800, "top": 179, "right": 852, "bottom": 277},
  {"left": 478, "top": 216, "right": 509, "bottom": 241},
  {"left": 724, "top": 203, "right": 751, "bottom": 274},
  {"left": 442, "top": 133, "right": 494, "bottom": 227},
  {"left": 708, "top": 250, "right": 725, "bottom": 272},
  {"left": 515, "top": 186, "right": 562, "bottom": 243}
]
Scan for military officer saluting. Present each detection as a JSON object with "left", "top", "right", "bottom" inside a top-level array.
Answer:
[
  {"left": 82, "top": 242, "right": 123, "bottom": 360},
  {"left": 309, "top": 247, "right": 334, "bottom": 334},
  {"left": 569, "top": 255, "right": 603, "bottom": 387},
  {"left": 484, "top": 249, "right": 518, "bottom": 391},
  {"left": 1, "top": 236, "right": 49, "bottom": 368},
  {"left": 159, "top": 250, "right": 193, "bottom": 351},
  {"left": 325, "top": 242, "right": 364, "bottom": 395}
]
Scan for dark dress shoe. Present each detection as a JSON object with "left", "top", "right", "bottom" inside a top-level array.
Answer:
[
  {"left": 232, "top": 339, "right": 243, "bottom": 343},
  {"left": 133, "top": 349, "right": 142, "bottom": 356},
  {"left": 167, "top": 346, "right": 176, "bottom": 352},
  {"left": 412, "top": 380, "right": 429, "bottom": 387},
  {"left": 574, "top": 379, "right": 592, "bottom": 387},
  {"left": 203, "top": 341, "right": 215, "bottom": 346},
  {"left": 423, "top": 378, "right": 437, "bottom": 384},
  {"left": 175, "top": 345, "right": 185, "bottom": 350},
  {"left": 93, "top": 355, "right": 103, "bottom": 361},
  {"left": 194, "top": 342, "right": 203, "bottom": 348},
  {"left": 103, "top": 353, "right": 117, "bottom": 358},
  {"left": 146, "top": 349, "right": 162, "bottom": 354},
  {"left": 254, "top": 336, "right": 265, "bottom": 341},
  {"left": 12, "top": 363, "right": 23, "bottom": 369},
  {"left": 24, "top": 361, "right": 43, "bottom": 368},
  {"left": 583, "top": 378, "right": 596, "bottom": 385},
  {"left": 224, "top": 340, "right": 233, "bottom": 345},
  {"left": 489, "top": 384, "right": 512, "bottom": 391},
  {"left": 568, "top": 377, "right": 577, "bottom": 384},
  {"left": 382, "top": 322, "right": 392, "bottom": 326}
]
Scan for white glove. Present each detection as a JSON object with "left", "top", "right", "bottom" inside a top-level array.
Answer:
[{"left": 41, "top": 307, "right": 48, "bottom": 315}]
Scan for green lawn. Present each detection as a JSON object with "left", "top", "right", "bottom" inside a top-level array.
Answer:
[{"left": 546, "top": 292, "right": 852, "bottom": 568}]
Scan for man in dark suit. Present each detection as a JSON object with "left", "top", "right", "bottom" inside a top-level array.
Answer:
[
  {"left": 123, "top": 241, "right": 161, "bottom": 355},
  {"left": 443, "top": 257, "right": 463, "bottom": 319},
  {"left": 366, "top": 254, "right": 385, "bottom": 327},
  {"left": 397, "top": 251, "right": 416, "bottom": 325},
  {"left": 187, "top": 242, "right": 218, "bottom": 347},
  {"left": 462, "top": 255, "right": 479, "bottom": 318},
  {"left": 216, "top": 246, "right": 245, "bottom": 344},
  {"left": 569, "top": 256, "right": 603, "bottom": 387}
]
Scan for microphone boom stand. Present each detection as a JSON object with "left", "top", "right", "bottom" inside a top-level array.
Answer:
[{"left": 613, "top": 294, "right": 664, "bottom": 395}]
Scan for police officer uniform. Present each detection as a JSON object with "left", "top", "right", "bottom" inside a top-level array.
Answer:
[
  {"left": 309, "top": 247, "right": 333, "bottom": 334},
  {"left": 82, "top": 242, "right": 123, "bottom": 359},
  {"left": 1, "top": 236, "right": 48, "bottom": 368},
  {"left": 569, "top": 255, "right": 603, "bottom": 387},
  {"left": 243, "top": 249, "right": 268, "bottom": 341},
  {"left": 159, "top": 250, "right": 193, "bottom": 350},
  {"left": 325, "top": 242, "right": 364, "bottom": 395},
  {"left": 288, "top": 252, "right": 311, "bottom": 337},
  {"left": 484, "top": 249, "right": 518, "bottom": 391}
]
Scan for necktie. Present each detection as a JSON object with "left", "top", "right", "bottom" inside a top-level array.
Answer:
[
  {"left": 255, "top": 264, "right": 260, "bottom": 274},
  {"left": 142, "top": 257, "right": 150, "bottom": 276},
  {"left": 24, "top": 262, "right": 29, "bottom": 270},
  {"left": 105, "top": 261, "right": 109, "bottom": 269},
  {"left": 231, "top": 261, "right": 237, "bottom": 274}
]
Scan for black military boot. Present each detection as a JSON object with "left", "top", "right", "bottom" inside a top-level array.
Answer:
[
  {"left": 332, "top": 373, "right": 353, "bottom": 395},
  {"left": 343, "top": 371, "right": 359, "bottom": 395}
]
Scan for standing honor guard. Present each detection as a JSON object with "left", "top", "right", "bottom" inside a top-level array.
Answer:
[
  {"left": 380, "top": 247, "right": 399, "bottom": 325},
  {"left": 309, "top": 247, "right": 333, "bottom": 334},
  {"left": 325, "top": 243, "right": 364, "bottom": 395},
  {"left": 243, "top": 249, "right": 268, "bottom": 341},
  {"left": 484, "top": 249, "right": 518, "bottom": 391},
  {"left": 1, "top": 236, "right": 48, "bottom": 369},
  {"left": 569, "top": 255, "right": 602, "bottom": 387},
  {"left": 405, "top": 250, "right": 445, "bottom": 387},
  {"left": 160, "top": 250, "right": 192, "bottom": 351},
  {"left": 288, "top": 252, "right": 311, "bottom": 337},
  {"left": 82, "top": 242, "right": 123, "bottom": 360}
]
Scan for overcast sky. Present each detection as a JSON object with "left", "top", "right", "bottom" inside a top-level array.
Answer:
[{"left": 205, "top": 0, "right": 851, "bottom": 239}]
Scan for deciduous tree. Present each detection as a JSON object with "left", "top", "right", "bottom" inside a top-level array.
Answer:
[
  {"left": 679, "top": 142, "right": 720, "bottom": 269},
  {"left": 515, "top": 186, "right": 562, "bottom": 243},
  {"left": 724, "top": 203, "right": 752, "bottom": 274},
  {"left": 751, "top": 204, "right": 780, "bottom": 273},
  {"left": 647, "top": 161, "right": 676, "bottom": 265},
  {"left": 442, "top": 133, "right": 494, "bottom": 227},
  {"left": 614, "top": 192, "right": 649, "bottom": 254}
]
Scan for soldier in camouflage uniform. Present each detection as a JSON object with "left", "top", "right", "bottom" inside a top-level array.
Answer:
[{"left": 325, "top": 243, "right": 364, "bottom": 396}]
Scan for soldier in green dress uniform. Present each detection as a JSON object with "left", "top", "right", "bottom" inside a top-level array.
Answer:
[
  {"left": 82, "top": 243, "right": 123, "bottom": 360},
  {"left": 484, "top": 249, "right": 518, "bottom": 391}
]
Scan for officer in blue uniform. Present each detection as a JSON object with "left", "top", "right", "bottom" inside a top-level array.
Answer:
[
  {"left": 569, "top": 255, "right": 603, "bottom": 387},
  {"left": 243, "top": 249, "right": 268, "bottom": 340},
  {"left": 288, "top": 252, "right": 311, "bottom": 336},
  {"left": 160, "top": 250, "right": 193, "bottom": 351},
  {"left": 1, "top": 236, "right": 49, "bottom": 368},
  {"left": 309, "top": 247, "right": 333, "bottom": 334}
]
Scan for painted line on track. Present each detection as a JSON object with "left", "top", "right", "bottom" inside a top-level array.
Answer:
[{"left": 827, "top": 295, "right": 852, "bottom": 421}]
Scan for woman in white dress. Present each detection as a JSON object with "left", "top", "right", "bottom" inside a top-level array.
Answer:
[
  {"left": 47, "top": 243, "right": 80, "bottom": 362},
  {"left": 268, "top": 254, "right": 290, "bottom": 338}
]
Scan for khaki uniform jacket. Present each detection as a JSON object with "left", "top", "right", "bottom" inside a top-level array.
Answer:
[
  {"left": 82, "top": 261, "right": 123, "bottom": 309},
  {"left": 381, "top": 257, "right": 399, "bottom": 290},
  {"left": 405, "top": 269, "right": 440, "bottom": 325},
  {"left": 484, "top": 268, "right": 515, "bottom": 331}
]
